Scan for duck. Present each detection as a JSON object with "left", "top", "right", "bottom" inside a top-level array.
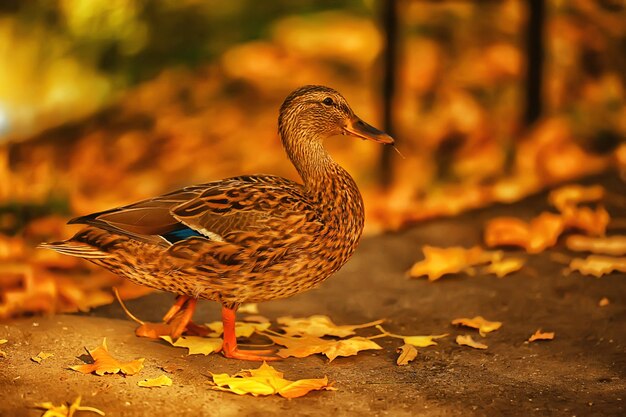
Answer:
[{"left": 41, "top": 85, "right": 394, "bottom": 360}]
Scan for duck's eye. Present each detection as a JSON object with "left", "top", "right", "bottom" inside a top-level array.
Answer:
[{"left": 322, "top": 97, "right": 334, "bottom": 106}]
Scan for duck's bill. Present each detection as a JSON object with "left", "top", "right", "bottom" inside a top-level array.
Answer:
[{"left": 344, "top": 116, "right": 394, "bottom": 145}]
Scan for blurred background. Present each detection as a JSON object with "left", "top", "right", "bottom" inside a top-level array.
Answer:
[{"left": 0, "top": 0, "right": 624, "bottom": 317}]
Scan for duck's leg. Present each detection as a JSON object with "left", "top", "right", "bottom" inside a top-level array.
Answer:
[
  {"left": 162, "top": 295, "right": 190, "bottom": 322},
  {"left": 170, "top": 298, "right": 198, "bottom": 339},
  {"left": 220, "top": 304, "right": 279, "bottom": 361}
]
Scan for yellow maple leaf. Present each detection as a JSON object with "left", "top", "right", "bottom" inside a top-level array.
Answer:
[
  {"left": 456, "top": 335, "right": 488, "bottom": 350},
  {"left": 31, "top": 351, "right": 54, "bottom": 364},
  {"left": 267, "top": 333, "right": 382, "bottom": 362},
  {"left": 160, "top": 335, "right": 222, "bottom": 355},
  {"left": 566, "top": 235, "right": 626, "bottom": 256},
  {"left": 70, "top": 338, "right": 144, "bottom": 376},
  {"left": 0, "top": 339, "right": 7, "bottom": 358},
  {"left": 568, "top": 255, "right": 626, "bottom": 277},
  {"left": 484, "top": 257, "right": 525, "bottom": 278},
  {"left": 35, "top": 396, "right": 105, "bottom": 417},
  {"left": 276, "top": 315, "right": 384, "bottom": 338},
  {"left": 452, "top": 316, "right": 502, "bottom": 336},
  {"left": 561, "top": 205, "right": 610, "bottom": 237},
  {"left": 527, "top": 329, "right": 555, "bottom": 342},
  {"left": 238, "top": 303, "right": 259, "bottom": 314},
  {"left": 209, "top": 362, "right": 335, "bottom": 398},
  {"left": 396, "top": 344, "right": 418, "bottom": 366},
  {"left": 376, "top": 324, "right": 448, "bottom": 347},
  {"left": 408, "top": 246, "right": 498, "bottom": 281},
  {"left": 204, "top": 321, "right": 271, "bottom": 338},
  {"left": 138, "top": 374, "right": 173, "bottom": 388}
]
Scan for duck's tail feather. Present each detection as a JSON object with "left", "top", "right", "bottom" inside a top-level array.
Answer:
[{"left": 38, "top": 241, "right": 111, "bottom": 259}]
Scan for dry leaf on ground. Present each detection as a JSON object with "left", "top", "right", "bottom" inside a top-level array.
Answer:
[
  {"left": 238, "top": 303, "right": 259, "bottom": 314},
  {"left": 408, "top": 246, "right": 499, "bottom": 281},
  {"left": 484, "top": 257, "right": 525, "bottom": 278},
  {"left": 456, "top": 334, "right": 488, "bottom": 350},
  {"left": 452, "top": 316, "right": 502, "bottom": 336},
  {"left": 138, "top": 374, "right": 173, "bottom": 388},
  {"left": 599, "top": 297, "right": 610, "bottom": 307},
  {"left": 209, "top": 362, "right": 335, "bottom": 398},
  {"left": 35, "top": 396, "right": 104, "bottom": 417},
  {"left": 0, "top": 339, "right": 7, "bottom": 358},
  {"left": 561, "top": 205, "right": 610, "bottom": 236},
  {"left": 567, "top": 255, "right": 626, "bottom": 277},
  {"left": 527, "top": 329, "right": 555, "bottom": 342},
  {"left": 267, "top": 333, "right": 382, "bottom": 362},
  {"left": 548, "top": 184, "right": 605, "bottom": 211},
  {"left": 484, "top": 212, "right": 564, "bottom": 253},
  {"left": 277, "top": 315, "right": 384, "bottom": 338},
  {"left": 160, "top": 335, "right": 222, "bottom": 355},
  {"left": 70, "top": 338, "right": 144, "bottom": 376},
  {"left": 566, "top": 235, "right": 626, "bottom": 256},
  {"left": 205, "top": 321, "right": 271, "bottom": 338},
  {"left": 396, "top": 344, "right": 418, "bottom": 366},
  {"left": 375, "top": 325, "right": 448, "bottom": 347},
  {"left": 31, "top": 352, "right": 54, "bottom": 364}
]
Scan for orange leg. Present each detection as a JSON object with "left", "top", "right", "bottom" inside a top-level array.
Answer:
[
  {"left": 170, "top": 298, "right": 197, "bottom": 339},
  {"left": 162, "top": 295, "right": 191, "bottom": 323},
  {"left": 221, "top": 305, "right": 279, "bottom": 361}
]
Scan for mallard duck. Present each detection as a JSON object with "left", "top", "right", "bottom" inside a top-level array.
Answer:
[{"left": 41, "top": 85, "right": 394, "bottom": 360}]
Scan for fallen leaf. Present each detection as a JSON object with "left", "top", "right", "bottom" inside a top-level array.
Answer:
[
  {"left": 568, "top": 255, "right": 626, "bottom": 277},
  {"left": 527, "top": 329, "right": 555, "bottom": 342},
  {"left": 598, "top": 297, "right": 610, "bottom": 307},
  {"left": 0, "top": 339, "right": 7, "bottom": 358},
  {"left": 484, "top": 212, "right": 564, "bottom": 253},
  {"left": 408, "top": 246, "right": 499, "bottom": 281},
  {"left": 452, "top": 316, "right": 502, "bottom": 336},
  {"left": 35, "top": 396, "right": 105, "bottom": 417},
  {"left": 548, "top": 184, "right": 604, "bottom": 211},
  {"left": 204, "top": 321, "right": 271, "bottom": 338},
  {"left": 138, "top": 374, "right": 173, "bottom": 388},
  {"left": 242, "top": 315, "right": 270, "bottom": 323},
  {"left": 209, "top": 362, "right": 335, "bottom": 398},
  {"left": 70, "top": 338, "right": 144, "bottom": 376},
  {"left": 561, "top": 205, "right": 610, "bottom": 236},
  {"left": 238, "top": 303, "right": 259, "bottom": 314},
  {"left": 375, "top": 324, "right": 448, "bottom": 347},
  {"left": 277, "top": 315, "right": 384, "bottom": 338},
  {"left": 160, "top": 335, "right": 222, "bottom": 355},
  {"left": 135, "top": 322, "right": 176, "bottom": 339},
  {"left": 396, "top": 344, "right": 418, "bottom": 366},
  {"left": 566, "top": 235, "right": 626, "bottom": 256},
  {"left": 456, "top": 334, "right": 488, "bottom": 350},
  {"left": 267, "top": 333, "right": 382, "bottom": 362},
  {"left": 31, "top": 351, "right": 54, "bottom": 364},
  {"left": 484, "top": 257, "right": 525, "bottom": 278}
]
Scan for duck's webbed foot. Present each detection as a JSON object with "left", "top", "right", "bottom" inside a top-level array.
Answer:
[{"left": 220, "top": 304, "right": 280, "bottom": 361}]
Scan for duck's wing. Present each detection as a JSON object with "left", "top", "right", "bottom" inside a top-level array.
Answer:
[{"left": 69, "top": 175, "right": 313, "bottom": 247}]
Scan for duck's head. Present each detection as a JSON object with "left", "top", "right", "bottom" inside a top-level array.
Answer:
[{"left": 278, "top": 85, "right": 394, "bottom": 146}]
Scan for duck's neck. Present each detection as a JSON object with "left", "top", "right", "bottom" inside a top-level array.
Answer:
[{"left": 282, "top": 133, "right": 364, "bottom": 231}]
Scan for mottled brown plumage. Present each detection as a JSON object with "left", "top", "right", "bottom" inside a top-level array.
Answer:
[{"left": 41, "top": 85, "right": 393, "bottom": 360}]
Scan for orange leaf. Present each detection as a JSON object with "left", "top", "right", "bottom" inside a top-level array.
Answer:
[
  {"left": 452, "top": 316, "right": 502, "bottom": 336},
  {"left": 276, "top": 315, "right": 383, "bottom": 338},
  {"left": 456, "top": 335, "right": 487, "bottom": 350},
  {"left": 527, "top": 329, "right": 555, "bottom": 342},
  {"left": 598, "top": 297, "right": 610, "bottom": 307},
  {"left": 568, "top": 255, "right": 626, "bottom": 277},
  {"left": 484, "top": 257, "right": 525, "bottom": 278},
  {"left": 561, "top": 205, "right": 609, "bottom": 236},
  {"left": 408, "top": 246, "right": 498, "bottom": 281},
  {"left": 484, "top": 212, "right": 564, "bottom": 253},
  {"left": 396, "top": 344, "right": 418, "bottom": 366},
  {"left": 70, "top": 338, "right": 144, "bottom": 376},
  {"left": 548, "top": 184, "right": 604, "bottom": 211},
  {"left": 566, "top": 235, "right": 626, "bottom": 256}
]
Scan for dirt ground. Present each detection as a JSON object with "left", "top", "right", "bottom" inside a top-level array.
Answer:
[{"left": 1, "top": 174, "right": 625, "bottom": 416}]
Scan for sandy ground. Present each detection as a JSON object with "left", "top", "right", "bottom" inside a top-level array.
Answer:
[{"left": 1, "top": 174, "right": 625, "bottom": 416}]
